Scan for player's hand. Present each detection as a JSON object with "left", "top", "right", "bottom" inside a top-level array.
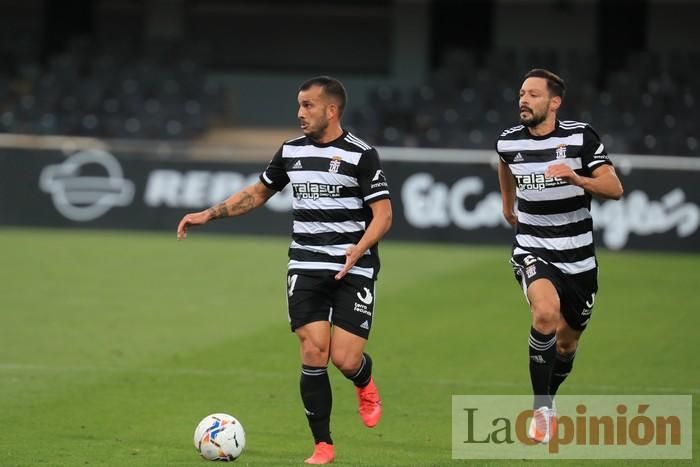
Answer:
[
  {"left": 545, "top": 163, "right": 582, "bottom": 186},
  {"left": 335, "top": 244, "right": 362, "bottom": 280},
  {"left": 177, "top": 211, "right": 211, "bottom": 240},
  {"left": 503, "top": 210, "right": 517, "bottom": 228}
]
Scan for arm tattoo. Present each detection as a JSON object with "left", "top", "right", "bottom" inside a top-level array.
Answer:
[
  {"left": 207, "top": 202, "right": 229, "bottom": 220},
  {"left": 207, "top": 190, "right": 258, "bottom": 220},
  {"left": 229, "top": 191, "right": 255, "bottom": 215}
]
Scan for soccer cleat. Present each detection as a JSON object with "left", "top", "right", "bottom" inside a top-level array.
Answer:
[
  {"left": 355, "top": 376, "right": 382, "bottom": 428},
  {"left": 528, "top": 406, "right": 557, "bottom": 444},
  {"left": 304, "top": 442, "right": 335, "bottom": 464}
]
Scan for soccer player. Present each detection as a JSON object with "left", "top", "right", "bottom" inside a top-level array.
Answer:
[
  {"left": 496, "top": 69, "right": 623, "bottom": 444},
  {"left": 177, "top": 76, "right": 392, "bottom": 464}
]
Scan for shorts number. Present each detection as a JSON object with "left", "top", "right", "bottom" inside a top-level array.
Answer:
[{"left": 287, "top": 274, "right": 298, "bottom": 297}]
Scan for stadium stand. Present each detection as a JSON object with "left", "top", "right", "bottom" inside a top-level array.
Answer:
[
  {"left": 0, "top": 36, "right": 225, "bottom": 141},
  {"left": 348, "top": 48, "right": 700, "bottom": 156},
  {"left": 0, "top": 32, "right": 696, "bottom": 156}
]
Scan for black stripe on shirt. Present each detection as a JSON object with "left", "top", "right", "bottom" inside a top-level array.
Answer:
[
  {"left": 293, "top": 231, "right": 364, "bottom": 246},
  {"left": 517, "top": 218, "right": 593, "bottom": 238},
  {"left": 517, "top": 195, "right": 589, "bottom": 215},
  {"left": 294, "top": 208, "right": 367, "bottom": 223}
]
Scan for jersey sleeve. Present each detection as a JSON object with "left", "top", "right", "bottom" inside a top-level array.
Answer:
[
  {"left": 357, "top": 148, "right": 391, "bottom": 204},
  {"left": 259, "top": 146, "right": 289, "bottom": 192},
  {"left": 495, "top": 137, "right": 507, "bottom": 163},
  {"left": 580, "top": 125, "right": 613, "bottom": 176}
]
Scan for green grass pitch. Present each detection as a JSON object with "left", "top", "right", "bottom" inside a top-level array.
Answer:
[{"left": 0, "top": 228, "right": 698, "bottom": 466}]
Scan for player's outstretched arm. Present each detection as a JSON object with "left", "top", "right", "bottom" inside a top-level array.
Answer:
[
  {"left": 335, "top": 199, "right": 392, "bottom": 280},
  {"left": 177, "top": 181, "right": 277, "bottom": 240},
  {"left": 498, "top": 160, "right": 518, "bottom": 227},
  {"left": 545, "top": 164, "right": 623, "bottom": 200}
]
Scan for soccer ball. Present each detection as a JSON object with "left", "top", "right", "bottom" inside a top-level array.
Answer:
[{"left": 194, "top": 413, "right": 246, "bottom": 461}]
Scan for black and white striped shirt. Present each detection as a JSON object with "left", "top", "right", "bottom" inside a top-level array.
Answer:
[
  {"left": 260, "top": 130, "right": 391, "bottom": 280},
  {"left": 496, "top": 120, "right": 613, "bottom": 275}
]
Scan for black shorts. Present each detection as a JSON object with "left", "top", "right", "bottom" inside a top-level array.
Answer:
[
  {"left": 286, "top": 272, "right": 376, "bottom": 339},
  {"left": 511, "top": 254, "right": 598, "bottom": 331}
]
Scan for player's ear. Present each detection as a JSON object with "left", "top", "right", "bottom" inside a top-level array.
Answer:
[
  {"left": 326, "top": 102, "right": 338, "bottom": 120},
  {"left": 550, "top": 95, "right": 562, "bottom": 112}
]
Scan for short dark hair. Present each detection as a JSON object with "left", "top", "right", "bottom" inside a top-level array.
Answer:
[
  {"left": 299, "top": 76, "right": 347, "bottom": 116},
  {"left": 524, "top": 68, "right": 566, "bottom": 99}
]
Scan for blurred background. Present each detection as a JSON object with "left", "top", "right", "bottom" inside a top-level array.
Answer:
[{"left": 0, "top": 0, "right": 698, "bottom": 156}]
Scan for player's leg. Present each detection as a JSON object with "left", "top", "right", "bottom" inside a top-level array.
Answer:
[
  {"left": 525, "top": 278, "right": 561, "bottom": 443},
  {"left": 287, "top": 273, "right": 335, "bottom": 464},
  {"left": 330, "top": 327, "right": 370, "bottom": 385},
  {"left": 329, "top": 276, "right": 381, "bottom": 427},
  {"left": 296, "top": 322, "right": 335, "bottom": 464},
  {"left": 511, "top": 255, "right": 563, "bottom": 444},
  {"left": 526, "top": 278, "right": 560, "bottom": 410},
  {"left": 550, "top": 319, "right": 582, "bottom": 398},
  {"left": 551, "top": 271, "right": 597, "bottom": 398},
  {"left": 330, "top": 327, "right": 381, "bottom": 427}
]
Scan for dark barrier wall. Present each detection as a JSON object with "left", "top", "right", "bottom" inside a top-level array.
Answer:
[{"left": 1, "top": 148, "right": 699, "bottom": 252}]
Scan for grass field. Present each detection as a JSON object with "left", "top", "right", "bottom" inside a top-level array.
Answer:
[{"left": 1, "top": 227, "right": 698, "bottom": 466}]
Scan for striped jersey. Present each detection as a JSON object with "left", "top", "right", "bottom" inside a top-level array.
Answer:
[
  {"left": 495, "top": 120, "right": 613, "bottom": 275},
  {"left": 260, "top": 130, "right": 391, "bottom": 280}
]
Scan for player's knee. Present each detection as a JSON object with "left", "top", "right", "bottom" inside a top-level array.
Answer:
[
  {"left": 531, "top": 303, "right": 559, "bottom": 331},
  {"left": 556, "top": 340, "right": 577, "bottom": 356},
  {"left": 300, "top": 342, "right": 329, "bottom": 366},
  {"left": 330, "top": 350, "right": 362, "bottom": 373}
]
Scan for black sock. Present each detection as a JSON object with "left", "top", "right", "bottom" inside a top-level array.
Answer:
[
  {"left": 300, "top": 365, "right": 333, "bottom": 445},
  {"left": 342, "top": 353, "right": 373, "bottom": 388},
  {"left": 528, "top": 327, "right": 556, "bottom": 409},
  {"left": 550, "top": 350, "right": 576, "bottom": 398}
]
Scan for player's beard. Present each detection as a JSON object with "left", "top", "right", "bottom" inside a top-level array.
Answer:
[
  {"left": 520, "top": 106, "right": 547, "bottom": 128},
  {"left": 304, "top": 115, "right": 329, "bottom": 142}
]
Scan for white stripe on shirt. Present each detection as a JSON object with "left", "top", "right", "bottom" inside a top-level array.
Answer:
[
  {"left": 294, "top": 196, "right": 364, "bottom": 211},
  {"left": 293, "top": 220, "right": 366, "bottom": 234},
  {"left": 517, "top": 208, "right": 591, "bottom": 227},
  {"left": 508, "top": 158, "right": 583, "bottom": 175},
  {"left": 497, "top": 134, "right": 584, "bottom": 152},
  {"left": 283, "top": 144, "right": 362, "bottom": 165},
  {"left": 516, "top": 232, "right": 593, "bottom": 251},
  {"left": 553, "top": 257, "right": 597, "bottom": 274},
  {"left": 288, "top": 260, "right": 374, "bottom": 279},
  {"left": 517, "top": 184, "right": 585, "bottom": 201},
  {"left": 290, "top": 241, "right": 369, "bottom": 257}
]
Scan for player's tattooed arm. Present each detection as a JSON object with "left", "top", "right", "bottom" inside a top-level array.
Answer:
[
  {"left": 207, "top": 202, "right": 230, "bottom": 219},
  {"left": 207, "top": 182, "right": 275, "bottom": 220}
]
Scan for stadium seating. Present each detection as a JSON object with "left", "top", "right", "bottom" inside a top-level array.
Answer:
[
  {"left": 349, "top": 48, "right": 699, "bottom": 156},
  {"left": 0, "top": 38, "right": 696, "bottom": 156},
  {"left": 0, "top": 37, "right": 225, "bottom": 141}
]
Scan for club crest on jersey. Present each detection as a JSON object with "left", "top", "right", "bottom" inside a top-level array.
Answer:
[
  {"left": 328, "top": 156, "right": 342, "bottom": 174},
  {"left": 555, "top": 144, "right": 567, "bottom": 159}
]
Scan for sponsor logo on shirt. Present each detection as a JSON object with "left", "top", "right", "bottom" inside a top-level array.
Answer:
[
  {"left": 514, "top": 173, "right": 568, "bottom": 191},
  {"left": 292, "top": 181, "right": 342, "bottom": 200}
]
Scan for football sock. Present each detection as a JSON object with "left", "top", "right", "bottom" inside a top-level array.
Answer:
[
  {"left": 550, "top": 350, "right": 577, "bottom": 397},
  {"left": 300, "top": 365, "right": 333, "bottom": 445},
  {"left": 342, "top": 353, "right": 373, "bottom": 388},
  {"left": 528, "top": 327, "right": 556, "bottom": 409}
]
